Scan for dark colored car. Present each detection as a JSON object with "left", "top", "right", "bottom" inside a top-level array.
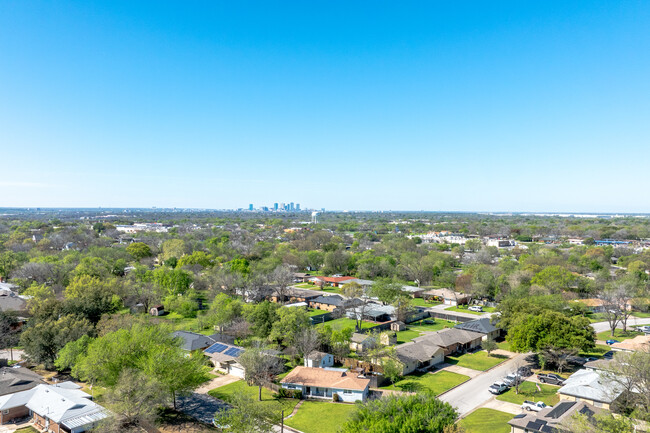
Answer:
[
  {"left": 606, "top": 339, "right": 619, "bottom": 345},
  {"left": 603, "top": 351, "right": 615, "bottom": 359},
  {"left": 517, "top": 366, "right": 533, "bottom": 377},
  {"left": 537, "top": 373, "right": 565, "bottom": 385}
]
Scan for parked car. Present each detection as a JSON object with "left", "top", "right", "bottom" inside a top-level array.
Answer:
[
  {"left": 468, "top": 306, "right": 483, "bottom": 312},
  {"left": 537, "top": 373, "right": 565, "bottom": 385},
  {"left": 489, "top": 382, "right": 509, "bottom": 395},
  {"left": 583, "top": 357, "right": 598, "bottom": 362},
  {"left": 521, "top": 401, "right": 549, "bottom": 412},
  {"left": 605, "top": 339, "right": 619, "bottom": 345},
  {"left": 517, "top": 366, "right": 533, "bottom": 377},
  {"left": 639, "top": 326, "right": 650, "bottom": 334},
  {"left": 503, "top": 373, "right": 524, "bottom": 387}
]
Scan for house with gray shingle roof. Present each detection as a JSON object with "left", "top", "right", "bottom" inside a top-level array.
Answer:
[
  {"left": 454, "top": 318, "right": 501, "bottom": 341},
  {"left": 411, "top": 328, "right": 483, "bottom": 355}
]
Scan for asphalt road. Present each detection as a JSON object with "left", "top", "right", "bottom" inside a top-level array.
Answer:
[
  {"left": 438, "top": 352, "right": 531, "bottom": 417},
  {"left": 591, "top": 318, "right": 650, "bottom": 333},
  {"left": 0, "top": 349, "right": 24, "bottom": 362}
]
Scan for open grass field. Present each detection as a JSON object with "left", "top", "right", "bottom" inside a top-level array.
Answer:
[
  {"left": 496, "top": 380, "right": 560, "bottom": 406},
  {"left": 446, "top": 351, "right": 508, "bottom": 371},
  {"left": 596, "top": 329, "right": 644, "bottom": 341},
  {"left": 285, "top": 401, "right": 357, "bottom": 433},
  {"left": 380, "top": 370, "right": 469, "bottom": 395},
  {"left": 445, "top": 305, "right": 496, "bottom": 315},
  {"left": 459, "top": 408, "right": 512, "bottom": 433},
  {"left": 315, "top": 317, "right": 375, "bottom": 331},
  {"left": 208, "top": 380, "right": 299, "bottom": 415}
]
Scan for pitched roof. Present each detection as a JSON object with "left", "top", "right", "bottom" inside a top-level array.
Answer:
[
  {"left": 25, "top": 384, "right": 110, "bottom": 428},
  {"left": 558, "top": 369, "right": 624, "bottom": 403},
  {"left": 412, "top": 328, "right": 484, "bottom": 348},
  {"left": 281, "top": 366, "right": 370, "bottom": 391},
  {"left": 351, "top": 333, "right": 372, "bottom": 343},
  {"left": 455, "top": 318, "right": 499, "bottom": 335},
  {"left": 396, "top": 340, "right": 444, "bottom": 363},
  {"left": 507, "top": 401, "right": 599, "bottom": 432},
  {"left": 0, "top": 367, "right": 46, "bottom": 397},
  {"left": 610, "top": 335, "right": 650, "bottom": 352},
  {"left": 172, "top": 331, "right": 217, "bottom": 351},
  {"left": 311, "top": 295, "right": 345, "bottom": 306},
  {"left": 422, "top": 288, "right": 469, "bottom": 300}
]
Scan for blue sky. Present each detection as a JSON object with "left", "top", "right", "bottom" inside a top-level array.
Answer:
[{"left": 1, "top": 1, "right": 649, "bottom": 212}]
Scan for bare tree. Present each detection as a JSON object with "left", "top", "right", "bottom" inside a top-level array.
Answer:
[
  {"left": 238, "top": 344, "right": 284, "bottom": 401},
  {"left": 293, "top": 327, "right": 321, "bottom": 359},
  {"left": 540, "top": 347, "right": 578, "bottom": 374},
  {"left": 224, "top": 318, "right": 252, "bottom": 342},
  {"left": 271, "top": 265, "right": 294, "bottom": 304},
  {"left": 343, "top": 282, "right": 373, "bottom": 331}
]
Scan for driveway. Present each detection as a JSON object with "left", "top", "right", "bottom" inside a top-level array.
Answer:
[
  {"left": 426, "top": 304, "right": 492, "bottom": 320},
  {"left": 0, "top": 420, "right": 32, "bottom": 433},
  {"left": 195, "top": 374, "right": 240, "bottom": 394},
  {"left": 591, "top": 318, "right": 650, "bottom": 334},
  {"left": 438, "top": 352, "right": 532, "bottom": 417},
  {"left": 176, "top": 392, "right": 229, "bottom": 425}
]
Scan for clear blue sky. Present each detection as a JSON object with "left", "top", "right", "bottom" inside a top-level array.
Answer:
[{"left": 1, "top": 1, "right": 649, "bottom": 212}]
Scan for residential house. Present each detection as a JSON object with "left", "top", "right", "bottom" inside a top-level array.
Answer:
[
  {"left": 350, "top": 333, "right": 376, "bottom": 353},
  {"left": 455, "top": 318, "right": 501, "bottom": 341},
  {"left": 508, "top": 401, "right": 599, "bottom": 433},
  {"left": 395, "top": 341, "right": 445, "bottom": 375},
  {"left": 310, "top": 276, "right": 357, "bottom": 288},
  {"left": 347, "top": 304, "right": 395, "bottom": 323},
  {"left": 411, "top": 328, "right": 483, "bottom": 356},
  {"left": 304, "top": 351, "right": 334, "bottom": 368},
  {"left": 0, "top": 383, "right": 109, "bottom": 430},
  {"left": 293, "top": 272, "right": 313, "bottom": 283},
  {"left": 558, "top": 369, "right": 625, "bottom": 409},
  {"left": 309, "top": 295, "right": 347, "bottom": 312},
  {"left": 610, "top": 335, "right": 650, "bottom": 352},
  {"left": 204, "top": 342, "right": 246, "bottom": 378},
  {"left": 422, "top": 288, "right": 470, "bottom": 306},
  {"left": 270, "top": 287, "right": 322, "bottom": 304},
  {"left": 172, "top": 331, "right": 218, "bottom": 352},
  {"left": 0, "top": 367, "right": 46, "bottom": 398},
  {"left": 280, "top": 366, "right": 370, "bottom": 403}
]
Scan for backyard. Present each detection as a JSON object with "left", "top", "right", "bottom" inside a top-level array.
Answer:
[
  {"left": 411, "top": 298, "right": 441, "bottom": 308},
  {"left": 315, "top": 317, "right": 375, "bottom": 331},
  {"left": 596, "top": 328, "right": 644, "bottom": 341},
  {"left": 208, "top": 380, "right": 299, "bottom": 415},
  {"left": 285, "top": 401, "right": 357, "bottom": 433},
  {"left": 379, "top": 370, "right": 469, "bottom": 395},
  {"left": 459, "top": 408, "right": 512, "bottom": 433},
  {"left": 496, "top": 380, "right": 560, "bottom": 406},
  {"left": 394, "top": 319, "right": 458, "bottom": 343},
  {"left": 446, "top": 350, "right": 508, "bottom": 371}
]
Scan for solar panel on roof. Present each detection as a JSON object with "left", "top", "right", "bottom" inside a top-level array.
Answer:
[
  {"left": 205, "top": 343, "right": 228, "bottom": 354},
  {"left": 547, "top": 401, "right": 576, "bottom": 419},
  {"left": 224, "top": 347, "right": 243, "bottom": 357}
]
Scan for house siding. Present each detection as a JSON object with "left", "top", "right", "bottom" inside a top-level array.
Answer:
[{"left": 0, "top": 405, "right": 30, "bottom": 424}]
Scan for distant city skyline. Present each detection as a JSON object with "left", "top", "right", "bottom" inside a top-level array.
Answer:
[{"left": 1, "top": 2, "right": 649, "bottom": 212}]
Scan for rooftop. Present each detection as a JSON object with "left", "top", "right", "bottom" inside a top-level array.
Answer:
[{"left": 281, "top": 366, "right": 370, "bottom": 391}]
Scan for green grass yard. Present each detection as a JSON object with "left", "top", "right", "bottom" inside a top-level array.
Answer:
[
  {"left": 285, "top": 401, "right": 356, "bottom": 433},
  {"left": 459, "top": 408, "right": 512, "bottom": 433},
  {"left": 496, "top": 340, "right": 512, "bottom": 352},
  {"left": 208, "top": 380, "right": 299, "bottom": 415},
  {"left": 307, "top": 308, "right": 329, "bottom": 317},
  {"left": 315, "top": 317, "right": 375, "bottom": 331},
  {"left": 380, "top": 370, "right": 469, "bottom": 395},
  {"left": 596, "top": 329, "right": 644, "bottom": 342},
  {"left": 496, "top": 380, "right": 560, "bottom": 406},
  {"left": 444, "top": 305, "right": 496, "bottom": 315},
  {"left": 579, "top": 344, "right": 610, "bottom": 359},
  {"left": 446, "top": 351, "right": 508, "bottom": 371},
  {"left": 394, "top": 319, "right": 458, "bottom": 343},
  {"left": 411, "top": 298, "right": 442, "bottom": 307}
]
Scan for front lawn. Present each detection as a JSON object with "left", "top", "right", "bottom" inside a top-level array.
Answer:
[
  {"left": 496, "top": 380, "right": 560, "bottom": 406},
  {"left": 459, "top": 408, "right": 512, "bottom": 433},
  {"left": 285, "top": 401, "right": 356, "bottom": 433},
  {"left": 14, "top": 428, "right": 40, "bottom": 433},
  {"left": 631, "top": 311, "right": 650, "bottom": 318},
  {"left": 411, "top": 298, "right": 441, "bottom": 307},
  {"left": 445, "top": 305, "right": 496, "bottom": 315},
  {"left": 496, "top": 340, "right": 512, "bottom": 352},
  {"left": 208, "top": 380, "right": 299, "bottom": 415},
  {"left": 315, "top": 317, "right": 375, "bottom": 332},
  {"left": 380, "top": 370, "right": 469, "bottom": 395},
  {"left": 446, "top": 351, "right": 508, "bottom": 371},
  {"left": 596, "top": 329, "right": 643, "bottom": 342},
  {"left": 578, "top": 344, "right": 610, "bottom": 359},
  {"left": 307, "top": 309, "right": 329, "bottom": 317}
]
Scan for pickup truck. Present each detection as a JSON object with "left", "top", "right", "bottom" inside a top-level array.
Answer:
[
  {"left": 503, "top": 373, "right": 523, "bottom": 387},
  {"left": 488, "top": 382, "right": 509, "bottom": 395},
  {"left": 537, "top": 373, "right": 565, "bottom": 385},
  {"left": 522, "top": 401, "right": 549, "bottom": 412}
]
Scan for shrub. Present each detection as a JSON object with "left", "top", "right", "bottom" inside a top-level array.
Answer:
[
  {"left": 293, "top": 390, "right": 302, "bottom": 399},
  {"left": 333, "top": 393, "right": 340, "bottom": 402}
]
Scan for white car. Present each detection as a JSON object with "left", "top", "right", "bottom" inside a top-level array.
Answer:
[
  {"left": 468, "top": 306, "right": 483, "bottom": 312},
  {"left": 488, "top": 382, "right": 508, "bottom": 395},
  {"left": 522, "top": 401, "right": 549, "bottom": 412}
]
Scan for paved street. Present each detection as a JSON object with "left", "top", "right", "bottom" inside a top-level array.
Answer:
[
  {"left": 438, "top": 352, "right": 531, "bottom": 417},
  {"left": 591, "top": 318, "right": 650, "bottom": 333},
  {"left": 0, "top": 349, "right": 24, "bottom": 362}
]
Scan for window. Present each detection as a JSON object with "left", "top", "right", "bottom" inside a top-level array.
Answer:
[
  {"left": 2, "top": 410, "right": 9, "bottom": 415},
  {"left": 343, "top": 390, "right": 353, "bottom": 394}
]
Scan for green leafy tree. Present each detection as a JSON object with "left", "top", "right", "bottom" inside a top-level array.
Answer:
[
  {"left": 342, "top": 394, "right": 457, "bottom": 433},
  {"left": 161, "top": 239, "right": 187, "bottom": 261},
  {"left": 55, "top": 334, "right": 92, "bottom": 371},
  {"left": 0, "top": 310, "right": 21, "bottom": 361},
  {"left": 21, "top": 314, "right": 94, "bottom": 368},
  {"left": 268, "top": 306, "right": 310, "bottom": 346},
  {"left": 213, "top": 393, "right": 280, "bottom": 433},
  {"left": 507, "top": 310, "right": 594, "bottom": 352},
  {"left": 126, "top": 242, "right": 152, "bottom": 260}
]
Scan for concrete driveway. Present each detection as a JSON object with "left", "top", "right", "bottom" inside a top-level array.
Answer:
[
  {"left": 195, "top": 374, "right": 240, "bottom": 394},
  {"left": 438, "top": 352, "right": 532, "bottom": 417}
]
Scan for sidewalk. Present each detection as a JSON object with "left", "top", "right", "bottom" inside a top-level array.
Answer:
[
  {"left": 480, "top": 398, "right": 522, "bottom": 415},
  {"left": 438, "top": 363, "right": 482, "bottom": 379}
]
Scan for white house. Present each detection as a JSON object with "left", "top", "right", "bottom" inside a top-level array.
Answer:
[
  {"left": 204, "top": 342, "right": 246, "bottom": 378},
  {"left": 304, "top": 351, "right": 334, "bottom": 368},
  {"left": 280, "top": 366, "right": 370, "bottom": 403}
]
